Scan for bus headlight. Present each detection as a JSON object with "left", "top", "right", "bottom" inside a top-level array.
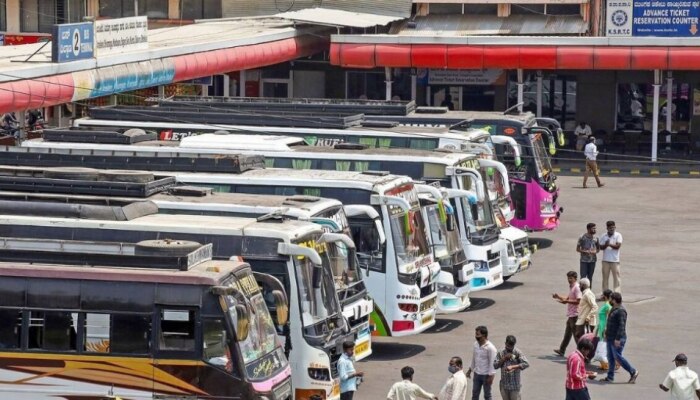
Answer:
[
  {"left": 308, "top": 367, "right": 331, "bottom": 381},
  {"left": 540, "top": 201, "right": 554, "bottom": 214}
]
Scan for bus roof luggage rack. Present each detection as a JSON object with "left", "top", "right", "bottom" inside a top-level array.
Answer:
[
  {"left": 43, "top": 127, "right": 156, "bottom": 144},
  {"left": 0, "top": 237, "right": 213, "bottom": 271},
  {"left": 0, "top": 147, "right": 265, "bottom": 173},
  {"left": 363, "top": 115, "right": 469, "bottom": 128},
  {"left": 153, "top": 96, "right": 417, "bottom": 116},
  {"left": 88, "top": 106, "right": 365, "bottom": 129},
  {"left": 0, "top": 199, "right": 158, "bottom": 220},
  {"left": 0, "top": 166, "right": 176, "bottom": 197}
]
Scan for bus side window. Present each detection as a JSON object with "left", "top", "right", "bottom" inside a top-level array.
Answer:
[
  {"left": 27, "top": 311, "right": 77, "bottom": 352},
  {"left": 202, "top": 318, "right": 236, "bottom": 374},
  {"left": 83, "top": 313, "right": 110, "bottom": 353},
  {"left": 0, "top": 309, "right": 21, "bottom": 349},
  {"left": 111, "top": 314, "right": 151, "bottom": 354},
  {"left": 349, "top": 219, "right": 384, "bottom": 273},
  {"left": 158, "top": 309, "right": 196, "bottom": 353}
]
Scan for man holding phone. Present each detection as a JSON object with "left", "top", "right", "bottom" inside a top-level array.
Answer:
[{"left": 599, "top": 221, "right": 623, "bottom": 293}]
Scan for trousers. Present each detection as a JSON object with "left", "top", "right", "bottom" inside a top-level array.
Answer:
[
  {"left": 606, "top": 338, "right": 636, "bottom": 380},
  {"left": 565, "top": 387, "right": 591, "bottom": 400},
  {"left": 500, "top": 386, "right": 521, "bottom": 400},
  {"left": 559, "top": 316, "right": 578, "bottom": 354},
  {"left": 580, "top": 261, "right": 596, "bottom": 288},
  {"left": 472, "top": 373, "right": 493, "bottom": 400},
  {"left": 601, "top": 261, "right": 621, "bottom": 292}
]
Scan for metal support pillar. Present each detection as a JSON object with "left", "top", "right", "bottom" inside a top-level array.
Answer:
[
  {"left": 385, "top": 67, "right": 393, "bottom": 101},
  {"left": 410, "top": 71, "right": 417, "bottom": 101},
  {"left": 239, "top": 70, "right": 246, "bottom": 97},
  {"left": 536, "top": 71, "right": 543, "bottom": 117},
  {"left": 157, "top": 85, "right": 165, "bottom": 99},
  {"left": 223, "top": 74, "right": 230, "bottom": 97},
  {"left": 651, "top": 70, "right": 661, "bottom": 162},
  {"left": 517, "top": 69, "right": 524, "bottom": 113},
  {"left": 666, "top": 72, "right": 673, "bottom": 146}
]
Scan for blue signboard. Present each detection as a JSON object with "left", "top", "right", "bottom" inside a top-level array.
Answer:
[
  {"left": 632, "top": 0, "right": 700, "bottom": 36},
  {"left": 52, "top": 22, "right": 95, "bottom": 63}
]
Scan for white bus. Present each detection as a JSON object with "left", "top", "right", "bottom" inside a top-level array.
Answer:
[
  {"left": 0, "top": 184, "right": 377, "bottom": 362},
  {"left": 0, "top": 237, "right": 293, "bottom": 400},
  {"left": 0, "top": 201, "right": 353, "bottom": 400}
]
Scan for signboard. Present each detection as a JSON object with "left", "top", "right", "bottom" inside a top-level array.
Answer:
[
  {"left": 607, "top": 0, "right": 700, "bottom": 36},
  {"left": 0, "top": 33, "right": 51, "bottom": 46},
  {"left": 180, "top": 76, "right": 213, "bottom": 85},
  {"left": 95, "top": 16, "right": 148, "bottom": 56},
  {"left": 428, "top": 69, "right": 505, "bottom": 86},
  {"left": 51, "top": 22, "right": 95, "bottom": 63}
]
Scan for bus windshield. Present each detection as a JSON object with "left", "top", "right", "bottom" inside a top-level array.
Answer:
[
  {"left": 424, "top": 203, "right": 461, "bottom": 263},
  {"left": 224, "top": 276, "right": 286, "bottom": 381},
  {"left": 294, "top": 238, "right": 342, "bottom": 337},
  {"left": 458, "top": 176, "right": 496, "bottom": 234},
  {"left": 530, "top": 134, "right": 553, "bottom": 181},
  {"left": 389, "top": 205, "right": 430, "bottom": 273}
]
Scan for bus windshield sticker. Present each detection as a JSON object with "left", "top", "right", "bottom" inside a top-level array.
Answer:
[{"left": 230, "top": 274, "right": 262, "bottom": 297}]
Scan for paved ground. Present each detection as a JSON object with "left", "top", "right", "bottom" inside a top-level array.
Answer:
[{"left": 356, "top": 175, "right": 700, "bottom": 399}]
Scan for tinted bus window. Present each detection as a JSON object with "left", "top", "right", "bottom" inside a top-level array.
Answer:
[
  {"left": 111, "top": 314, "right": 151, "bottom": 354},
  {"left": 0, "top": 309, "right": 21, "bottom": 349},
  {"left": 28, "top": 311, "right": 77, "bottom": 351}
]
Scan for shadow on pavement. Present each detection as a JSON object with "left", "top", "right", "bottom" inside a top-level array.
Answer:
[
  {"left": 423, "top": 318, "right": 464, "bottom": 334},
  {"left": 366, "top": 342, "right": 426, "bottom": 361},
  {"left": 529, "top": 238, "right": 554, "bottom": 250},
  {"left": 464, "top": 297, "right": 495, "bottom": 312},
  {"left": 537, "top": 354, "right": 567, "bottom": 365},
  {"left": 491, "top": 281, "right": 524, "bottom": 291}
]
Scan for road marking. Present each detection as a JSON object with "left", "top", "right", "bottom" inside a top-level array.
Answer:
[
  {"left": 571, "top": 168, "right": 581, "bottom": 173},
  {"left": 436, "top": 322, "right": 453, "bottom": 332},
  {"left": 690, "top": 171, "right": 700, "bottom": 176},
  {"left": 631, "top": 170, "right": 640, "bottom": 174},
  {"left": 650, "top": 170, "right": 660, "bottom": 175},
  {"left": 610, "top": 169, "right": 620, "bottom": 174},
  {"left": 669, "top": 171, "right": 680, "bottom": 175},
  {"left": 553, "top": 167, "right": 561, "bottom": 173}
]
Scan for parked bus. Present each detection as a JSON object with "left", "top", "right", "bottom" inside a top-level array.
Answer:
[
  {"left": 367, "top": 111, "right": 564, "bottom": 232},
  {"left": 0, "top": 200, "right": 353, "bottom": 400},
  {"left": 0, "top": 237, "right": 292, "bottom": 400},
  {"left": 0, "top": 165, "right": 439, "bottom": 338},
  {"left": 0, "top": 182, "right": 377, "bottom": 362}
]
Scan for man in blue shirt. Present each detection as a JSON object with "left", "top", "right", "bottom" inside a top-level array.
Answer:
[{"left": 338, "top": 341, "right": 364, "bottom": 400}]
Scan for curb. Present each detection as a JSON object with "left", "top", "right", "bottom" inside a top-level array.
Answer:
[{"left": 552, "top": 167, "right": 700, "bottom": 177}]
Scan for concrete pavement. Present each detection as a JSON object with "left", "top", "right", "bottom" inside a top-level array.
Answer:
[{"left": 356, "top": 176, "right": 700, "bottom": 399}]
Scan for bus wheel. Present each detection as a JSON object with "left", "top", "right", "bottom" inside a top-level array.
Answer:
[
  {"left": 43, "top": 167, "right": 100, "bottom": 181},
  {"left": 135, "top": 239, "right": 203, "bottom": 256}
]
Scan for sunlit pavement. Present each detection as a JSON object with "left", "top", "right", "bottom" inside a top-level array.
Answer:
[{"left": 357, "top": 176, "right": 700, "bottom": 399}]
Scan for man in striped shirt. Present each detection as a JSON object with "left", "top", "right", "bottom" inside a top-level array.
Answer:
[{"left": 566, "top": 338, "right": 597, "bottom": 400}]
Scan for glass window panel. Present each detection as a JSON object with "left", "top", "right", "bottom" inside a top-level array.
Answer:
[
  {"left": 0, "top": 309, "right": 22, "bottom": 349},
  {"left": 111, "top": 314, "right": 150, "bottom": 354},
  {"left": 159, "top": 309, "right": 196, "bottom": 352},
  {"left": 27, "top": 311, "right": 77, "bottom": 351},
  {"left": 84, "top": 313, "right": 110, "bottom": 353}
]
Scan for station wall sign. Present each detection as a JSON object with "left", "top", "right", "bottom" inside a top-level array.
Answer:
[
  {"left": 0, "top": 33, "right": 51, "bottom": 46},
  {"left": 428, "top": 69, "right": 505, "bottom": 86},
  {"left": 51, "top": 22, "right": 95, "bottom": 63},
  {"left": 607, "top": 0, "right": 700, "bottom": 36},
  {"left": 95, "top": 16, "right": 149, "bottom": 56}
]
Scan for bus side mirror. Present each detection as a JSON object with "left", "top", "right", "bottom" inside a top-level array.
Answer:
[
  {"left": 272, "top": 289, "right": 289, "bottom": 326},
  {"left": 446, "top": 214, "right": 456, "bottom": 232},
  {"left": 235, "top": 304, "right": 250, "bottom": 342}
]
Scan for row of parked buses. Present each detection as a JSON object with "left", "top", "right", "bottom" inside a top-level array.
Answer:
[{"left": 0, "top": 98, "right": 564, "bottom": 399}]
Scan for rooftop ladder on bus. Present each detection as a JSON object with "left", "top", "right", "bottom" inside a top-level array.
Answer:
[
  {"left": 0, "top": 237, "right": 213, "bottom": 271},
  {"left": 0, "top": 146, "right": 266, "bottom": 173},
  {"left": 149, "top": 96, "right": 417, "bottom": 116}
]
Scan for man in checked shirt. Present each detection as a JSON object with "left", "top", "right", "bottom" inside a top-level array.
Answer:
[
  {"left": 494, "top": 335, "right": 529, "bottom": 400},
  {"left": 566, "top": 338, "right": 597, "bottom": 400}
]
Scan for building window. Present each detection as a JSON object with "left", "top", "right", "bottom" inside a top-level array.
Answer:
[
  {"left": 99, "top": 0, "right": 168, "bottom": 19},
  {"left": 20, "top": 0, "right": 86, "bottom": 33},
  {"left": 182, "top": 0, "right": 222, "bottom": 20}
]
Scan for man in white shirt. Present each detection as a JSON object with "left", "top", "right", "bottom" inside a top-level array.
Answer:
[
  {"left": 599, "top": 221, "right": 623, "bottom": 293},
  {"left": 660, "top": 353, "right": 700, "bottom": 399},
  {"left": 439, "top": 357, "right": 469, "bottom": 400},
  {"left": 466, "top": 326, "right": 498, "bottom": 400},
  {"left": 387, "top": 366, "right": 438, "bottom": 400},
  {"left": 583, "top": 137, "right": 604, "bottom": 188},
  {"left": 574, "top": 121, "right": 592, "bottom": 151}
]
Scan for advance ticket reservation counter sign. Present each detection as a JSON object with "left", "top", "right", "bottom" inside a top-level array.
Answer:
[
  {"left": 52, "top": 22, "right": 95, "bottom": 63},
  {"left": 607, "top": 0, "right": 700, "bottom": 36}
]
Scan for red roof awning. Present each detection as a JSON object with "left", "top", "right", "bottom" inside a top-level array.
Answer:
[{"left": 331, "top": 42, "right": 700, "bottom": 70}]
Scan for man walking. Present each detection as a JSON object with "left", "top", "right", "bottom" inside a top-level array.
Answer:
[
  {"left": 387, "top": 366, "right": 437, "bottom": 400},
  {"left": 577, "top": 223, "right": 600, "bottom": 287},
  {"left": 338, "top": 341, "right": 364, "bottom": 400},
  {"left": 660, "top": 353, "right": 700, "bottom": 399},
  {"left": 583, "top": 136, "right": 604, "bottom": 188},
  {"left": 566, "top": 338, "right": 597, "bottom": 400},
  {"left": 575, "top": 278, "right": 598, "bottom": 341},
  {"left": 600, "top": 221, "right": 623, "bottom": 293},
  {"left": 439, "top": 357, "right": 469, "bottom": 400},
  {"left": 553, "top": 271, "right": 582, "bottom": 357},
  {"left": 466, "top": 326, "right": 497, "bottom": 400},
  {"left": 494, "top": 335, "right": 529, "bottom": 400},
  {"left": 600, "top": 292, "right": 639, "bottom": 384}
]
